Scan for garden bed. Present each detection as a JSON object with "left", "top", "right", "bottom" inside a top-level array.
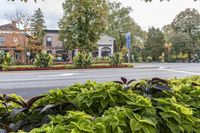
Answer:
[
  {"left": 0, "top": 76, "right": 200, "bottom": 132},
  {"left": 4, "top": 63, "right": 133, "bottom": 71}
]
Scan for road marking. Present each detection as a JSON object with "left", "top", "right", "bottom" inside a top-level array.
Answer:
[
  {"left": 38, "top": 73, "right": 75, "bottom": 78},
  {"left": 159, "top": 67, "right": 200, "bottom": 75}
]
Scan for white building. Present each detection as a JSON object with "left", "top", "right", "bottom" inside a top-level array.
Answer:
[
  {"left": 43, "top": 30, "right": 115, "bottom": 61},
  {"left": 96, "top": 34, "right": 115, "bottom": 58}
]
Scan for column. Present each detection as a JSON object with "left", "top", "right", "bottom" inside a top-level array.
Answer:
[{"left": 98, "top": 47, "right": 102, "bottom": 58}]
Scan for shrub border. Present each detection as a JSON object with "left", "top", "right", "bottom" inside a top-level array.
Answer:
[{"left": 3, "top": 64, "right": 133, "bottom": 71}]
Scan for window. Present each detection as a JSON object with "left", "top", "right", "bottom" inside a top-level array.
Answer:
[
  {"left": 101, "top": 47, "right": 111, "bottom": 57},
  {"left": 46, "top": 36, "right": 52, "bottom": 47},
  {"left": 47, "top": 50, "right": 52, "bottom": 54},
  {"left": 0, "top": 37, "right": 5, "bottom": 46},
  {"left": 13, "top": 37, "right": 19, "bottom": 45}
]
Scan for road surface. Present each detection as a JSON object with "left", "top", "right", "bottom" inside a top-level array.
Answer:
[{"left": 0, "top": 63, "right": 199, "bottom": 99}]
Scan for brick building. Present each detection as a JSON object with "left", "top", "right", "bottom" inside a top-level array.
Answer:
[{"left": 0, "top": 21, "right": 29, "bottom": 64}]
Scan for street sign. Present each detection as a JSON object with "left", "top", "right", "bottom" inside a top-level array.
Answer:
[{"left": 126, "top": 32, "right": 131, "bottom": 49}]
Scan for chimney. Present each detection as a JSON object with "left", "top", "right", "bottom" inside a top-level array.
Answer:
[{"left": 11, "top": 21, "right": 16, "bottom": 28}]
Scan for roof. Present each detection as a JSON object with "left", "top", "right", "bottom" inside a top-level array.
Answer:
[
  {"left": 44, "top": 29, "right": 59, "bottom": 33},
  {"left": 44, "top": 29, "right": 115, "bottom": 40},
  {"left": 0, "top": 23, "right": 18, "bottom": 31},
  {"left": 102, "top": 34, "right": 115, "bottom": 40}
]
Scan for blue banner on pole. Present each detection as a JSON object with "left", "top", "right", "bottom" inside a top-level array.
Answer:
[{"left": 126, "top": 32, "right": 131, "bottom": 49}]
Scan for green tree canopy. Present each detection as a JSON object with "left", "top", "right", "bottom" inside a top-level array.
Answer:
[
  {"left": 172, "top": 8, "right": 200, "bottom": 35},
  {"left": 171, "top": 32, "right": 193, "bottom": 56},
  {"left": 30, "top": 8, "right": 46, "bottom": 43},
  {"left": 106, "top": 1, "right": 146, "bottom": 61},
  {"left": 58, "top": 0, "right": 108, "bottom": 52},
  {"left": 145, "top": 27, "right": 165, "bottom": 61},
  {"left": 172, "top": 8, "right": 200, "bottom": 59}
]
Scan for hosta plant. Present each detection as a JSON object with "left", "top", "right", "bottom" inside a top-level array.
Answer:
[
  {"left": 0, "top": 51, "right": 11, "bottom": 71},
  {"left": 73, "top": 52, "right": 93, "bottom": 68},
  {"left": 34, "top": 51, "right": 53, "bottom": 68}
]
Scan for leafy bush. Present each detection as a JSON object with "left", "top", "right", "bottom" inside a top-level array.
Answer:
[
  {"left": 73, "top": 52, "right": 93, "bottom": 68},
  {"left": 34, "top": 51, "right": 53, "bottom": 68},
  {"left": 109, "top": 52, "right": 122, "bottom": 66},
  {"left": 93, "top": 57, "right": 110, "bottom": 63},
  {"left": 0, "top": 51, "right": 11, "bottom": 71},
  {"left": 1, "top": 76, "right": 200, "bottom": 132},
  {"left": 137, "top": 56, "right": 143, "bottom": 63},
  {"left": 147, "top": 56, "right": 152, "bottom": 62}
]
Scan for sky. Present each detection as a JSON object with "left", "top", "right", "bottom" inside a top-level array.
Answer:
[{"left": 0, "top": 0, "right": 200, "bottom": 31}]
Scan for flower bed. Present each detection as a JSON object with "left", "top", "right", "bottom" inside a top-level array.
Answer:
[
  {"left": 3, "top": 63, "right": 133, "bottom": 71},
  {"left": 0, "top": 76, "right": 200, "bottom": 132}
]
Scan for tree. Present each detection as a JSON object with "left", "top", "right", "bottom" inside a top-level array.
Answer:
[
  {"left": 143, "top": 0, "right": 198, "bottom": 2},
  {"left": 172, "top": 8, "right": 200, "bottom": 35},
  {"left": 171, "top": 32, "right": 193, "bottom": 56},
  {"left": 172, "top": 8, "right": 200, "bottom": 60},
  {"left": 106, "top": 1, "right": 146, "bottom": 62},
  {"left": 30, "top": 8, "right": 46, "bottom": 44},
  {"left": 5, "top": 9, "right": 30, "bottom": 32},
  {"left": 8, "top": 0, "right": 41, "bottom": 2},
  {"left": 106, "top": 1, "right": 132, "bottom": 51},
  {"left": 58, "top": 0, "right": 108, "bottom": 52},
  {"left": 145, "top": 27, "right": 165, "bottom": 61}
]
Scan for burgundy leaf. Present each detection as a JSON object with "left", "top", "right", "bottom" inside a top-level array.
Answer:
[
  {"left": 191, "top": 82, "right": 200, "bottom": 87},
  {"left": 26, "top": 95, "right": 45, "bottom": 109},
  {"left": 113, "top": 81, "right": 123, "bottom": 85},
  {"left": 154, "top": 84, "right": 172, "bottom": 91},
  {"left": 4, "top": 96, "right": 26, "bottom": 108},
  {"left": 121, "top": 77, "right": 127, "bottom": 84},
  {"left": 152, "top": 78, "right": 169, "bottom": 85},
  {"left": 127, "top": 79, "right": 136, "bottom": 85}
]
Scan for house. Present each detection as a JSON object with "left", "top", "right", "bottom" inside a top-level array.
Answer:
[
  {"left": 43, "top": 30, "right": 115, "bottom": 62},
  {"left": 0, "top": 21, "right": 29, "bottom": 64},
  {"left": 0, "top": 23, "right": 115, "bottom": 64}
]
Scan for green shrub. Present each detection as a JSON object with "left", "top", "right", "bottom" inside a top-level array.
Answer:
[
  {"left": 0, "top": 51, "right": 11, "bottom": 71},
  {"left": 1, "top": 76, "right": 200, "bottom": 132},
  {"left": 147, "top": 56, "right": 153, "bottom": 62},
  {"left": 93, "top": 56, "right": 110, "bottom": 63},
  {"left": 159, "top": 55, "right": 165, "bottom": 63},
  {"left": 109, "top": 52, "right": 122, "bottom": 66},
  {"left": 34, "top": 51, "right": 53, "bottom": 68},
  {"left": 73, "top": 52, "right": 93, "bottom": 68},
  {"left": 137, "top": 56, "right": 143, "bottom": 63}
]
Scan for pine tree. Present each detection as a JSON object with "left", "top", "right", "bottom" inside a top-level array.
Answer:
[{"left": 30, "top": 8, "right": 46, "bottom": 44}]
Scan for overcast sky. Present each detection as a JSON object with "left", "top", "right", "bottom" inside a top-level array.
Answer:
[{"left": 0, "top": 0, "right": 200, "bottom": 31}]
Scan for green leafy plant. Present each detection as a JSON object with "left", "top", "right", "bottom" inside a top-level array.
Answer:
[
  {"left": 146, "top": 56, "right": 153, "bottom": 62},
  {"left": 0, "top": 94, "right": 77, "bottom": 132},
  {"left": 1, "top": 76, "right": 200, "bottom": 132},
  {"left": 73, "top": 52, "right": 93, "bottom": 68},
  {"left": 109, "top": 52, "right": 122, "bottom": 66},
  {"left": 0, "top": 51, "right": 12, "bottom": 71},
  {"left": 34, "top": 51, "right": 53, "bottom": 68}
]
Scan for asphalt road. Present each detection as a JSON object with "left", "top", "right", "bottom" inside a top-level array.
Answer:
[{"left": 0, "top": 63, "right": 200, "bottom": 99}]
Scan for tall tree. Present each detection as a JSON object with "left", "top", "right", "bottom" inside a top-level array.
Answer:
[
  {"left": 106, "top": 1, "right": 132, "bottom": 51},
  {"left": 145, "top": 27, "right": 165, "bottom": 61},
  {"left": 5, "top": 9, "right": 30, "bottom": 32},
  {"left": 171, "top": 32, "right": 193, "bottom": 57},
  {"left": 58, "top": 0, "right": 108, "bottom": 52},
  {"left": 30, "top": 8, "right": 46, "bottom": 43},
  {"left": 172, "top": 8, "right": 200, "bottom": 60},
  {"left": 106, "top": 1, "right": 146, "bottom": 62}
]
